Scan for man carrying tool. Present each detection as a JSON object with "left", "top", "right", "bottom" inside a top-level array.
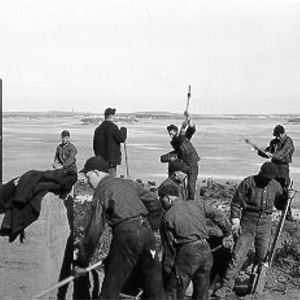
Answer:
[
  {"left": 161, "top": 112, "right": 200, "bottom": 200},
  {"left": 73, "top": 156, "right": 164, "bottom": 300},
  {"left": 215, "top": 162, "right": 295, "bottom": 298},
  {"left": 257, "top": 124, "right": 295, "bottom": 221},
  {"left": 93, "top": 107, "right": 127, "bottom": 177},
  {"left": 159, "top": 184, "right": 233, "bottom": 300}
]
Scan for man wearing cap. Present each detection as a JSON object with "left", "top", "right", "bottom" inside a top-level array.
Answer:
[
  {"left": 215, "top": 162, "right": 294, "bottom": 298},
  {"left": 93, "top": 107, "right": 127, "bottom": 177},
  {"left": 73, "top": 156, "right": 164, "bottom": 299},
  {"left": 53, "top": 130, "right": 78, "bottom": 171},
  {"left": 257, "top": 124, "right": 295, "bottom": 221},
  {"left": 161, "top": 115, "right": 200, "bottom": 200},
  {"left": 159, "top": 184, "right": 233, "bottom": 300}
]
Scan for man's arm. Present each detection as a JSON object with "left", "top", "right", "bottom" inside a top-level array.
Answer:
[
  {"left": 272, "top": 138, "right": 294, "bottom": 162},
  {"left": 76, "top": 196, "right": 106, "bottom": 267},
  {"left": 112, "top": 125, "right": 127, "bottom": 143},
  {"left": 203, "top": 203, "right": 232, "bottom": 236},
  {"left": 62, "top": 144, "right": 78, "bottom": 169},
  {"left": 180, "top": 119, "right": 196, "bottom": 140}
]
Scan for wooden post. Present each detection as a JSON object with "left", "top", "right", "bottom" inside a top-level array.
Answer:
[{"left": 0, "top": 79, "right": 2, "bottom": 184}]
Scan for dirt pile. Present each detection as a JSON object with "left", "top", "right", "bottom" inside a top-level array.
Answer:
[{"left": 73, "top": 178, "right": 300, "bottom": 298}]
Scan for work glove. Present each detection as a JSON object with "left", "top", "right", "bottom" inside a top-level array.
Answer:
[
  {"left": 231, "top": 218, "right": 241, "bottom": 237},
  {"left": 222, "top": 234, "right": 234, "bottom": 251}
]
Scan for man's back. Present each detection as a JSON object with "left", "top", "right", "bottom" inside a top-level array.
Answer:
[
  {"left": 93, "top": 120, "right": 127, "bottom": 165},
  {"left": 163, "top": 201, "right": 207, "bottom": 244}
]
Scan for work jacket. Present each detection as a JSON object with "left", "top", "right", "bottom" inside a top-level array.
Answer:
[
  {"left": 93, "top": 120, "right": 127, "bottom": 166},
  {"left": 231, "top": 175, "right": 286, "bottom": 219}
]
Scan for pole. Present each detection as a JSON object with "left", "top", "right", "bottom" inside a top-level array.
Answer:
[
  {"left": 32, "top": 260, "right": 103, "bottom": 299},
  {"left": 124, "top": 142, "right": 130, "bottom": 178},
  {"left": 0, "top": 79, "right": 2, "bottom": 184}
]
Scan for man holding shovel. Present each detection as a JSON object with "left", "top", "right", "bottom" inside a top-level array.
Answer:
[{"left": 215, "top": 162, "right": 295, "bottom": 298}]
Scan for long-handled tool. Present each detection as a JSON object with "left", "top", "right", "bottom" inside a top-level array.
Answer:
[
  {"left": 242, "top": 136, "right": 272, "bottom": 158},
  {"left": 32, "top": 260, "right": 103, "bottom": 299},
  {"left": 124, "top": 141, "right": 130, "bottom": 178},
  {"left": 250, "top": 180, "right": 294, "bottom": 294}
]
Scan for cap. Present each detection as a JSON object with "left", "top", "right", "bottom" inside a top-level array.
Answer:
[
  {"left": 104, "top": 107, "right": 116, "bottom": 117},
  {"left": 273, "top": 125, "right": 285, "bottom": 137},
  {"left": 80, "top": 156, "right": 109, "bottom": 174},
  {"left": 158, "top": 183, "right": 179, "bottom": 197},
  {"left": 61, "top": 130, "right": 70, "bottom": 137},
  {"left": 259, "top": 162, "right": 278, "bottom": 180}
]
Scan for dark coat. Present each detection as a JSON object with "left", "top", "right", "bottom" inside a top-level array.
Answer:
[
  {"left": 93, "top": 120, "right": 127, "bottom": 166},
  {"left": 0, "top": 169, "right": 77, "bottom": 242}
]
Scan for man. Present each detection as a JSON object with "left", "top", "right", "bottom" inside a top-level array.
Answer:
[
  {"left": 93, "top": 107, "right": 127, "bottom": 177},
  {"left": 73, "top": 156, "right": 163, "bottom": 300},
  {"left": 215, "top": 162, "right": 294, "bottom": 298},
  {"left": 257, "top": 124, "right": 295, "bottom": 221},
  {"left": 162, "top": 113, "right": 200, "bottom": 200},
  {"left": 159, "top": 184, "right": 233, "bottom": 300},
  {"left": 53, "top": 130, "right": 78, "bottom": 172}
]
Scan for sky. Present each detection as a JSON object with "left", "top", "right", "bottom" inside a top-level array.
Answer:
[{"left": 0, "top": 0, "right": 300, "bottom": 114}]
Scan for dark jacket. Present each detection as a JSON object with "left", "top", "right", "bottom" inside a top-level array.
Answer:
[
  {"left": 77, "top": 176, "right": 149, "bottom": 267},
  {"left": 161, "top": 201, "right": 231, "bottom": 273},
  {"left": 258, "top": 135, "right": 294, "bottom": 164},
  {"left": 170, "top": 125, "right": 200, "bottom": 166},
  {"left": 231, "top": 175, "right": 286, "bottom": 219},
  {"left": 54, "top": 142, "right": 78, "bottom": 171},
  {"left": 0, "top": 169, "right": 77, "bottom": 242},
  {"left": 93, "top": 120, "right": 127, "bottom": 166}
]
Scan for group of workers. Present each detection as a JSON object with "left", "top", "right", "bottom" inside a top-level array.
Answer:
[{"left": 38, "top": 107, "right": 297, "bottom": 299}]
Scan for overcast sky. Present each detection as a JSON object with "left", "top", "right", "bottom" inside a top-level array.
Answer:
[{"left": 1, "top": 0, "right": 300, "bottom": 114}]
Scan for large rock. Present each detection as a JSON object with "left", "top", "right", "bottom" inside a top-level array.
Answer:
[{"left": 0, "top": 192, "right": 70, "bottom": 299}]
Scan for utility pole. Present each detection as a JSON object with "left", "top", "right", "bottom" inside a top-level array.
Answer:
[{"left": 0, "top": 79, "right": 2, "bottom": 184}]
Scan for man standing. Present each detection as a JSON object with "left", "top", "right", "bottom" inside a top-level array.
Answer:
[
  {"left": 159, "top": 184, "right": 232, "bottom": 300},
  {"left": 162, "top": 114, "right": 200, "bottom": 200},
  {"left": 74, "top": 156, "right": 164, "bottom": 300},
  {"left": 215, "top": 162, "right": 294, "bottom": 298},
  {"left": 93, "top": 107, "right": 127, "bottom": 177},
  {"left": 53, "top": 130, "right": 77, "bottom": 172},
  {"left": 257, "top": 125, "right": 295, "bottom": 221}
]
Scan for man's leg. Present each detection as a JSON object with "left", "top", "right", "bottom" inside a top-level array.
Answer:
[
  {"left": 100, "top": 220, "right": 148, "bottom": 299},
  {"left": 216, "top": 230, "right": 254, "bottom": 297},
  {"left": 254, "top": 218, "right": 272, "bottom": 265},
  {"left": 275, "top": 164, "right": 293, "bottom": 221},
  {"left": 187, "top": 164, "right": 198, "bottom": 200},
  {"left": 192, "top": 243, "right": 213, "bottom": 300}
]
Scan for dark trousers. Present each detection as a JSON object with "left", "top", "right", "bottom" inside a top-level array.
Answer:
[
  {"left": 100, "top": 217, "right": 164, "bottom": 300},
  {"left": 164, "top": 240, "right": 213, "bottom": 300},
  {"left": 275, "top": 163, "right": 293, "bottom": 219},
  {"left": 168, "top": 160, "right": 199, "bottom": 200},
  {"left": 222, "top": 213, "right": 272, "bottom": 290}
]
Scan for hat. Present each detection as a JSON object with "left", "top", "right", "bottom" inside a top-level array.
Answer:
[
  {"left": 273, "top": 125, "right": 285, "bottom": 137},
  {"left": 80, "top": 156, "right": 109, "bottom": 174},
  {"left": 61, "top": 130, "right": 70, "bottom": 137},
  {"left": 158, "top": 183, "right": 179, "bottom": 197},
  {"left": 167, "top": 124, "right": 178, "bottom": 132},
  {"left": 104, "top": 108, "right": 116, "bottom": 117},
  {"left": 259, "top": 162, "right": 278, "bottom": 180}
]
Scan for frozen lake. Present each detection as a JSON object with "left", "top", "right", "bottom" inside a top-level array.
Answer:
[{"left": 3, "top": 115, "right": 300, "bottom": 190}]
